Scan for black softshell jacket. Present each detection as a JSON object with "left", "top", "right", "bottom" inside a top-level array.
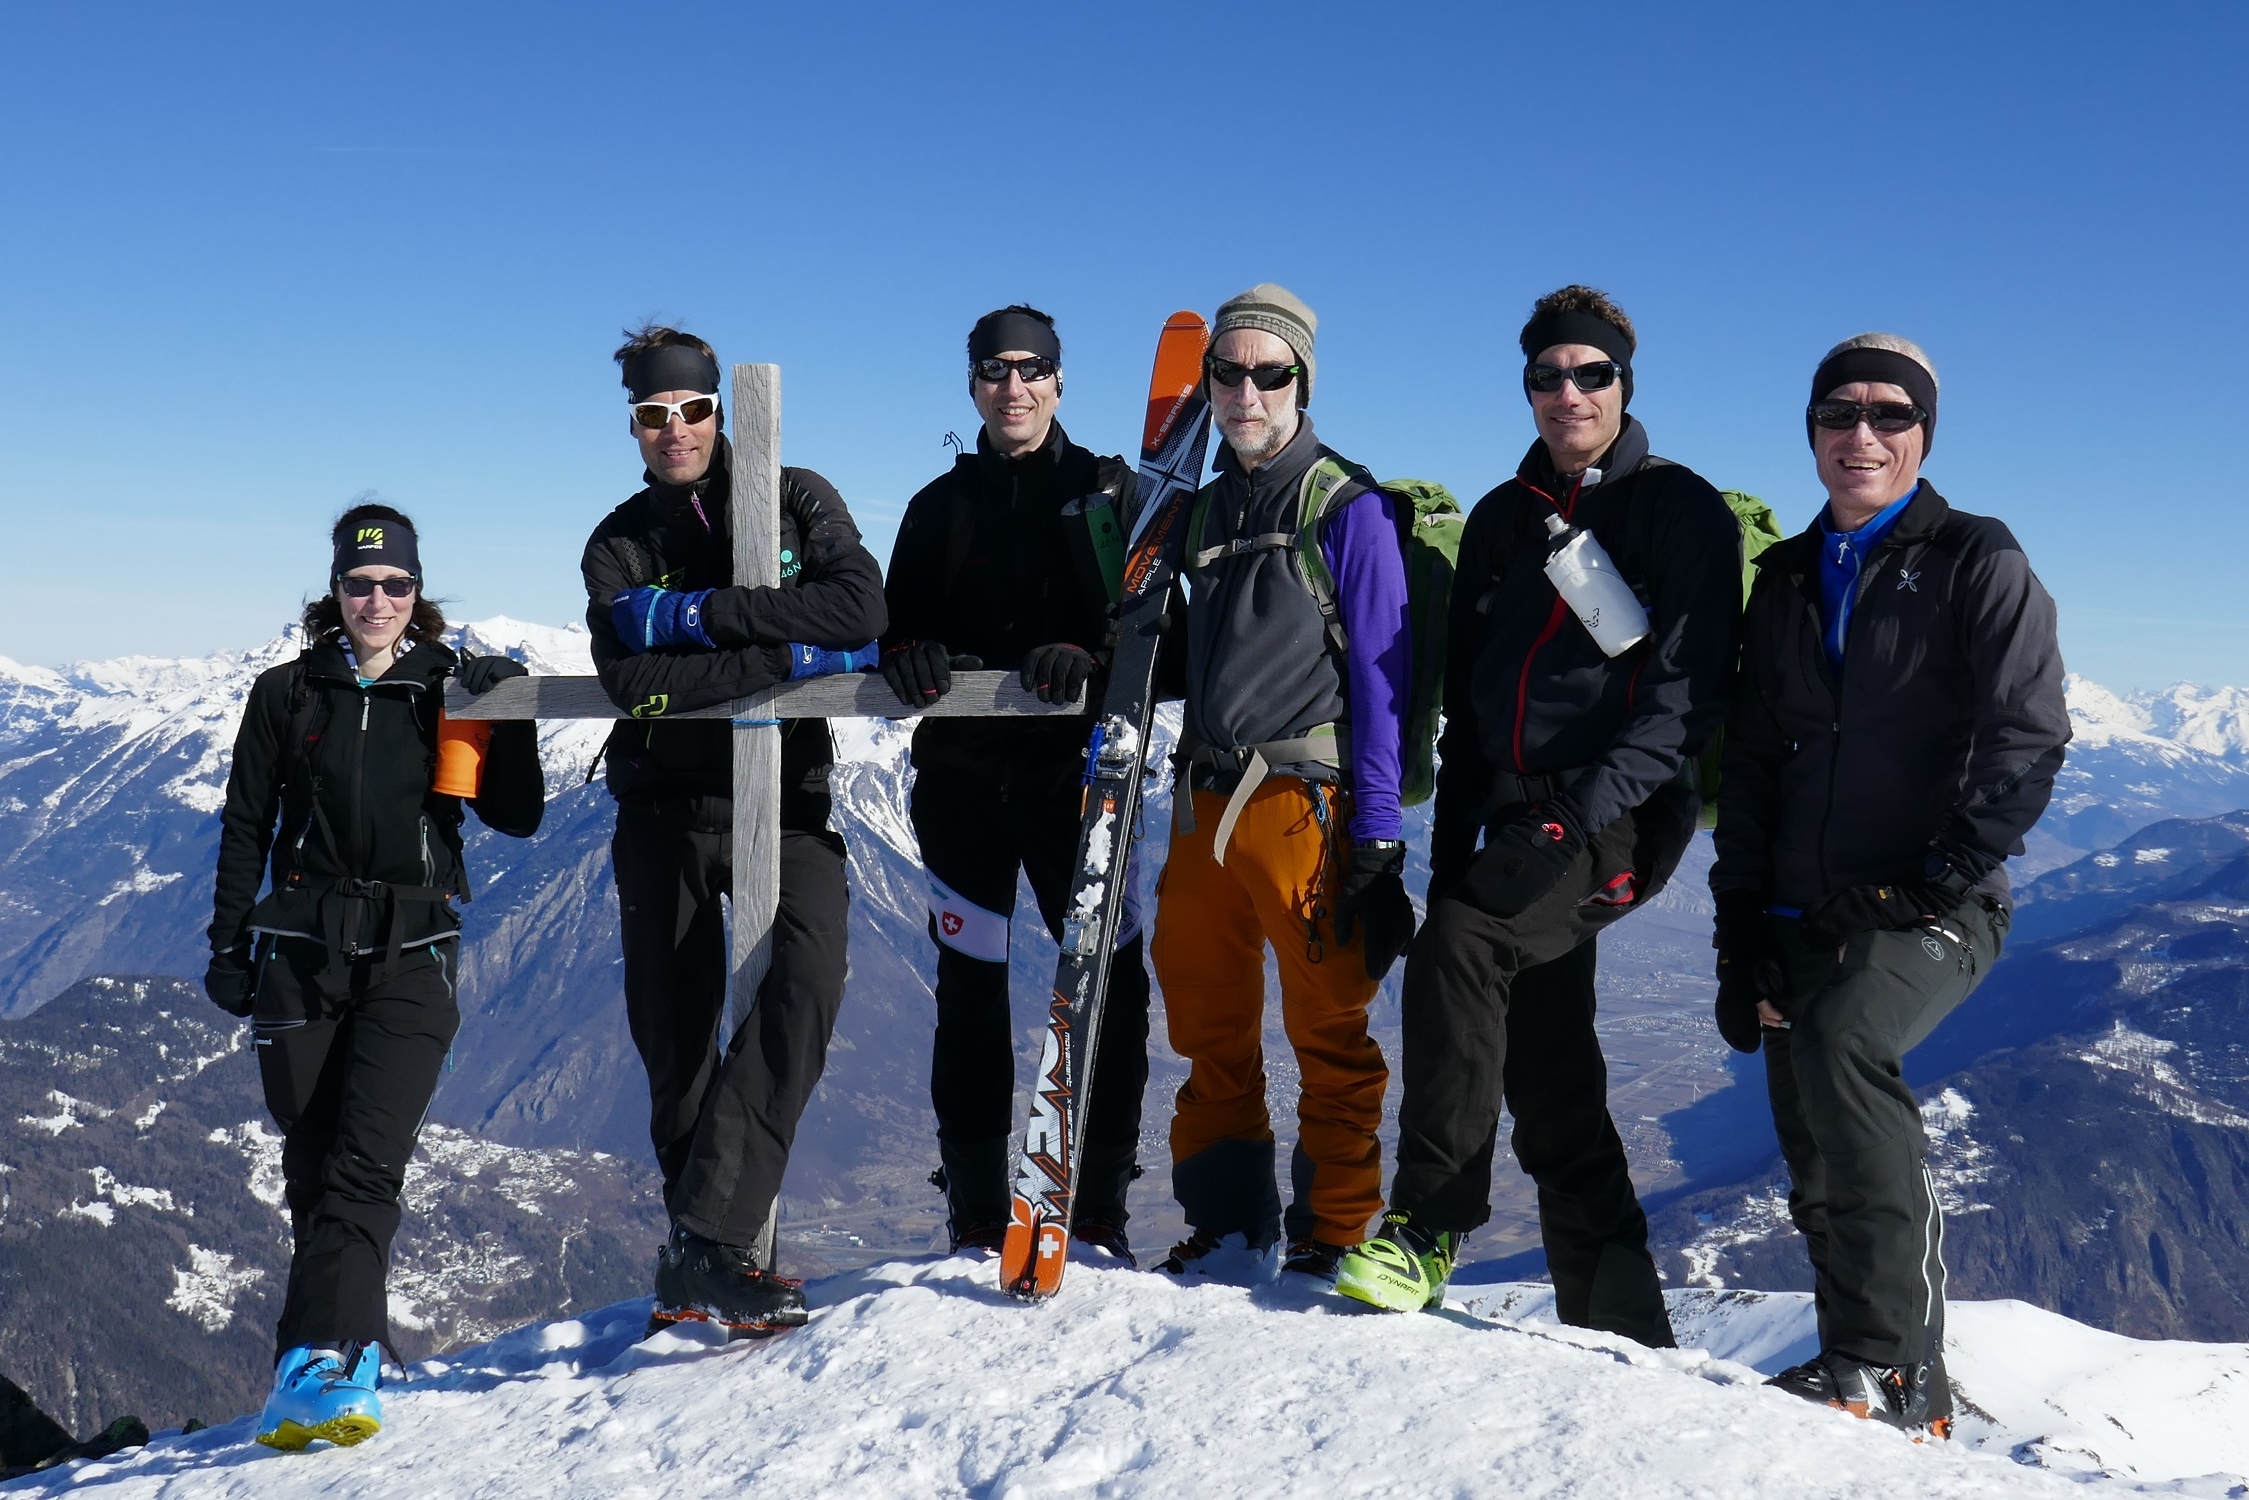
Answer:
[
  {"left": 882, "top": 421, "right": 1131, "bottom": 777},
  {"left": 208, "top": 636, "right": 544, "bottom": 961},
  {"left": 1432, "top": 419, "right": 1743, "bottom": 888},
  {"left": 580, "top": 438, "right": 886, "bottom": 830},
  {"left": 1710, "top": 483, "right": 2069, "bottom": 910}
]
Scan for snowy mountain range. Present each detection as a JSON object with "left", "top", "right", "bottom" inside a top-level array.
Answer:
[{"left": 5, "top": 622, "right": 2249, "bottom": 1451}]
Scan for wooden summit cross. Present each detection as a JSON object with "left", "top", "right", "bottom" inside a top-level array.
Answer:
[{"left": 447, "top": 362, "right": 1082, "bottom": 1024}]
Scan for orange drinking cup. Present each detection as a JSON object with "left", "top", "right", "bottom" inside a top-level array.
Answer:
[{"left": 433, "top": 711, "right": 491, "bottom": 797}]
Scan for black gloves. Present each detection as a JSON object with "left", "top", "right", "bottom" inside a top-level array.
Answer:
[
  {"left": 881, "top": 640, "right": 955, "bottom": 706},
  {"left": 1454, "top": 801, "right": 1588, "bottom": 919},
  {"left": 1333, "top": 840, "right": 1416, "bottom": 981},
  {"left": 1802, "top": 879, "right": 1952, "bottom": 949},
  {"left": 1020, "top": 643, "right": 1096, "bottom": 706},
  {"left": 1712, "top": 889, "right": 1782, "bottom": 1053},
  {"left": 203, "top": 951, "right": 254, "bottom": 1017},
  {"left": 457, "top": 654, "right": 529, "bottom": 696}
]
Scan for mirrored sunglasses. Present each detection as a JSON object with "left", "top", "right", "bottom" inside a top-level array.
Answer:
[
  {"left": 1809, "top": 400, "right": 1927, "bottom": 434},
  {"left": 630, "top": 393, "right": 722, "bottom": 429},
  {"left": 971, "top": 355, "right": 1058, "bottom": 384}
]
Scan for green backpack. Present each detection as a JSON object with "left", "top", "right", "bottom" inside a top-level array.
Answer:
[
  {"left": 1186, "top": 458, "right": 1464, "bottom": 807},
  {"left": 1695, "top": 489, "right": 1786, "bottom": 827}
]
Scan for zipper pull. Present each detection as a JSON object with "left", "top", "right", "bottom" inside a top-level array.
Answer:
[{"left": 361, "top": 692, "right": 371, "bottom": 731}]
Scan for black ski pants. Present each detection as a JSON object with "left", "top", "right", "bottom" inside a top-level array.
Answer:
[
  {"left": 1762, "top": 897, "right": 2005, "bottom": 1368},
  {"left": 252, "top": 936, "right": 459, "bottom": 1359},
  {"left": 1393, "top": 791, "right": 1695, "bottom": 1348},
  {"left": 612, "top": 805, "right": 851, "bottom": 1249},
  {"left": 909, "top": 763, "right": 1151, "bottom": 1229}
]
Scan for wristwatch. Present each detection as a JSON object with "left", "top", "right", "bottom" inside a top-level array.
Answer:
[{"left": 1355, "top": 839, "right": 1405, "bottom": 853}]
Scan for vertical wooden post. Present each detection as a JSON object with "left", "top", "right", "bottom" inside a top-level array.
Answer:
[{"left": 729, "top": 364, "right": 783, "bottom": 1044}]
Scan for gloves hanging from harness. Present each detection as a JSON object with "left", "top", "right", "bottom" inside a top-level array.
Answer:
[
  {"left": 1332, "top": 839, "right": 1415, "bottom": 981},
  {"left": 1454, "top": 800, "right": 1587, "bottom": 919},
  {"left": 1712, "top": 888, "right": 1783, "bottom": 1052},
  {"left": 1019, "top": 643, "right": 1095, "bottom": 706},
  {"left": 612, "top": 586, "right": 715, "bottom": 653},
  {"left": 787, "top": 641, "right": 879, "bottom": 679}
]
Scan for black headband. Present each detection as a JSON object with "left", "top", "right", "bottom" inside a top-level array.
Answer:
[
  {"left": 1808, "top": 347, "right": 1937, "bottom": 454},
  {"left": 1520, "top": 308, "right": 1635, "bottom": 409},
  {"left": 624, "top": 343, "right": 721, "bottom": 402},
  {"left": 968, "top": 311, "right": 1061, "bottom": 364},
  {"left": 333, "top": 517, "right": 421, "bottom": 580}
]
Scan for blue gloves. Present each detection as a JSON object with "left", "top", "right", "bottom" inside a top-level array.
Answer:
[
  {"left": 611, "top": 587, "right": 714, "bottom": 653},
  {"left": 787, "top": 641, "right": 880, "bottom": 680}
]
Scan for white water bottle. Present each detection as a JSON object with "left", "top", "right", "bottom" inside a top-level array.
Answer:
[{"left": 1542, "top": 512, "right": 1650, "bottom": 657}]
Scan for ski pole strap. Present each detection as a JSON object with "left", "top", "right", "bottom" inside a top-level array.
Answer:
[{"left": 1178, "top": 723, "right": 1348, "bottom": 865}]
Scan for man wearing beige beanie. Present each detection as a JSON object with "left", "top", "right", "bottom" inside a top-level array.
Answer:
[{"left": 1152, "top": 284, "right": 1417, "bottom": 1285}]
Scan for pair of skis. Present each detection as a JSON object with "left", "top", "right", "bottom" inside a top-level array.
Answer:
[{"left": 998, "top": 312, "right": 1213, "bottom": 1301}]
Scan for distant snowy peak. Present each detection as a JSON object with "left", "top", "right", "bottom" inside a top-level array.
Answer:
[{"left": 2065, "top": 674, "right": 2249, "bottom": 761}]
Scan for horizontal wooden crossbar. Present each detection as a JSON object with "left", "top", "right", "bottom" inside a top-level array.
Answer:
[{"left": 443, "top": 669, "right": 1087, "bottom": 722}]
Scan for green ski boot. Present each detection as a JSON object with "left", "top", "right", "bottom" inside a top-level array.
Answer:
[{"left": 1334, "top": 1213, "right": 1460, "bottom": 1313}]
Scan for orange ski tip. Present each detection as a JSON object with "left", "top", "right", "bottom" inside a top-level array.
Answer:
[{"left": 1142, "top": 313, "right": 1212, "bottom": 453}]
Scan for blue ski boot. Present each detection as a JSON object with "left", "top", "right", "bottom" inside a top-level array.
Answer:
[{"left": 254, "top": 1341, "right": 382, "bottom": 1450}]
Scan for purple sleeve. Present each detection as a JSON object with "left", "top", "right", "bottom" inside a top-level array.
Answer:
[{"left": 1322, "top": 486, "right": 1410, "bottom": 842}]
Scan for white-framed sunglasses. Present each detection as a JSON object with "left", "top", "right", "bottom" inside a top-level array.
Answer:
[{"left": 629, "top": 392, "right": 722, "bottom": 429}]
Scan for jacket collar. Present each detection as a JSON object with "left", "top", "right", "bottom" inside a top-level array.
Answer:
[
  {"left": 1760, "top": 479, "right": 1952, "bottom": 577},
  {"left": 973, "top": 418, "right": 1070, "bottom": 479},
  {"left": 644, "top": 435, "right": 733, "bottom": 536},
  {"left": 1515, "top": 415, "right": 1652, "bottom": 505},
  {"left": 303, "top": 633, "right": 457, "bottom": 689}
]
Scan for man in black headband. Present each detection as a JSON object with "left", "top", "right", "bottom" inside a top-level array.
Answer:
[
  {"left": 1710, "top": 332, "right": 2067, "bottom": 1435},
  {"left": 1338, "top": 285, "right": 1741, "bottom": 1347},
  {"left": 876, "top": 303, "right": 1154, "bottom": 1263},
  {"left": 579, "top": 323, "right": 887, "bottom": 1334}
]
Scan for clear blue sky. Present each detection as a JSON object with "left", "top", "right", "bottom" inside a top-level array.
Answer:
[{"left": 3, "top": 2, "right": 2242, "bottom": 692}]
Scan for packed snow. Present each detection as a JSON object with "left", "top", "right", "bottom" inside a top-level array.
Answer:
[{"left": 20, "top": 1254, "right": 2249, "bottom": 1497}]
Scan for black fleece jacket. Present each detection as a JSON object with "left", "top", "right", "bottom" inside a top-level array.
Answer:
[
  {"left": 208, "top": 635, "right": 544, "bottom": 958},
  {"left": 1710, "top": 482, "right": 2069, "bottom": 910},
  {"left": 579, "top": 437, "right": 886, "bottom": 829},
  {"left": 1431, "top": 418, "right": 1743, "bottom": 893},
  {"left": 882, "top": 420, "right": 1130, "bottom": 777}
]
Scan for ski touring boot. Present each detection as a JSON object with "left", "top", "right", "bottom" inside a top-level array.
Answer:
[
  {"left": 1279, "top": 1239, "right": 1349, "bottom": 1285},
  {"left": 1070, "top": 1219, "right": 1138, "bottom": 1269},
  {"left": 1334, "top": 1213, "right": 1461, "bottom": 1313},
  {"left": 1155, "top": 1226, "right": 1280, "bottom": 1284},
  {"left": 1767, "top": 1350, "right": 1954, "bottom": 1441},
  {"left": 255, "top": 1341, "right": 383, "bottom": 1450},
  {"left": 932, "top": 1153, "right": 1008, "bottom": 1258},
  {"left": 647, "top": 1224, "right": 809, "bottom": 1340}
]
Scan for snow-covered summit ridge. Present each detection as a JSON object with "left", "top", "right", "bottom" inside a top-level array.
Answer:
[
  {"left": 2066, "top": 674, "right": 2249, "bottom": 761},
  {"left": 25, "top": 1256, "right": 2247, "bottom": 1497}
]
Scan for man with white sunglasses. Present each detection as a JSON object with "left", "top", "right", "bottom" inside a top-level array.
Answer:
[
  {"left": 1710, "top": 333, "right": 2067, "bottom": 1435},
  {"left": 579, "top": 323, "right": 886, "bottom": 1335}
]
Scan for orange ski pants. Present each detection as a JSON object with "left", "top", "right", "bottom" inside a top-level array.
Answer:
[{"left": 1152, "top": 779, "right": 1388, "bottom": 1246}]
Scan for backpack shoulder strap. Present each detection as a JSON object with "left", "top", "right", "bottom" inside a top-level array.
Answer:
[
  {"left": 1293, "top": 456, "right": 1374, "bottom": 652},
  {"left": 939, "top": 460, "right": 979, "bottom": 597}
]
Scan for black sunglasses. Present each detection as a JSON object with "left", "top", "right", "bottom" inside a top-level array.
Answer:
[
  {"left": 971, "top": 355, "right": 1058, "bottom": 384},
  {"left": 1524, "top": 361, "right": 1624, "bottom": 394},
  {"left": 1204, "top": 356, "right": 1302, "bottom": 392},
  {"left": 1809, "top": 400, "right": 1927, "bottom": 434},
  {"left": 336, "top": 575, "right": 420, "bottom": 599}
]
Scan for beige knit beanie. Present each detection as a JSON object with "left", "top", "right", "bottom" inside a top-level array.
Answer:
[{"left": 1212, "top": 283, "right": 1317, "bottom": 406}]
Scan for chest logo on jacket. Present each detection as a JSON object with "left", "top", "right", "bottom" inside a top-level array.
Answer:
[{"left": 1896, "top": 568, "right": 1920, "bottom": 592}]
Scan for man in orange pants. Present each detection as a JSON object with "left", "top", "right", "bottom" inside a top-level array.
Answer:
[{"left": 1152, "top": 285, "right": 1416, "bottom": 1282}]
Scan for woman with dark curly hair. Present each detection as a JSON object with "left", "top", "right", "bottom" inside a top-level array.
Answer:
[{"left": 203, "top": 501, "right": 544, "bottom": 1450}]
